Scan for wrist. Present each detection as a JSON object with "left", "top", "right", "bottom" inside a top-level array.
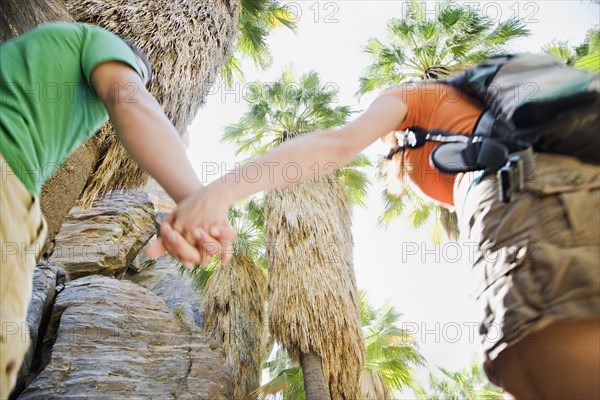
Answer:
[
  {"left": 174, "top": 181, "right": 204, "bottom": 205},
  {"left": 208, "top": 178, "right": 237, "bottom": 208}
]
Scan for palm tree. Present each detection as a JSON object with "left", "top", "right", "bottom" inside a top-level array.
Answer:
[
  {"left": 357, "top": 0, "right": 530, "bottom": 239},
  {"left": 356, "top": 0, "right": 530, "bottom": 95},
  {"left": 415, "top": 355, "right": 504, "bottom": 400},
  {"left": 223, "top": 68, "right": 370, "bottom": 399},
  {"left": 191, "top": 200, "right": 269, "bottom": 399},
  {"left": 66, "top": 0, "right": 241, "bottom": 205},
  {"left": 221, "top": 0, "right": 297, "bottom": 87},
  {"left": 359, "top": 290, "right": 425, "bottom": 398},
  {"left": 256, "top": 290, "right": 425, "bottom": 400}
]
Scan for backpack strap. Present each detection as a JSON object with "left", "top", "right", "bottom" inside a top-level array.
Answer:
[{"left": 385, "top": 126, "right": 468, "bottom": 160}]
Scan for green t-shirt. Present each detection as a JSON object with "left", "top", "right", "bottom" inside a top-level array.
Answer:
[{"left": 0, "top": 22, "right": 144, "bottom": 195}]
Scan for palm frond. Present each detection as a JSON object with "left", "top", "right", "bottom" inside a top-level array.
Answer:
[
  {"left": 575, "top": 52, "right": 600, "bottom": 71},
  {"left": 378, "top": 191, "right": 406, "bottom": 229},
  {"left": 237, "top": 19, "right": 272, "bottom": 69},
  {"left": 542, "top": 40, "right": 574, "bottom": 64},
  {"left": 358, "top": 0, "right": 530, "bottom": 96},
  {"left": 417, "top": 355, "right": 504, "bottom": 399},
  {"left": 486, "top": 18, "right": 530, "bottom": 45},
  {"left": 255, "top": 366, "right": 304, "bottom": 400},
  {"left": 333, "top": 154, "right": 371, "bottom": 207},
  {"left": 188, "top": 259, "right": 218, "bottom": 292},
  {"left": 220, "top": 55, "right": 244, "bottom": 88}
]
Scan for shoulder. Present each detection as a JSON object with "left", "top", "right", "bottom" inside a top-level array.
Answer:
[
  {"left": 25, "top": 22, "right": 86, "bottom": 41},
  {"left": 381, "top": 81, "right": 482, "bottom": 117},
  {"left": 78, "top": 26, "right": 143, "bottom": 85},
  {"left": 0, "top": 22, "right": 86, "bottom": 51},
  {"left": 380, "top": 81, "right": 460, "bottom": 102}
]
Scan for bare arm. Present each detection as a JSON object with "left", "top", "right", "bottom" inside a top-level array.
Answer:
[
  {"left": 91, "top": 61, "right": 201, "bottom": 203},
  {"left": 92, "top": 61, "right": 233, "bottom": 265},
  {"left": 162, "top": 94, "right": 408, "bottom": 254},
  {"left": 217, "top": 94, "right": 408, "bottom": 204}
]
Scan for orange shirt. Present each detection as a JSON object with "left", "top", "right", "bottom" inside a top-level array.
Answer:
[{"left": 385, "top": 83, "right": 484, "bottom": 206}]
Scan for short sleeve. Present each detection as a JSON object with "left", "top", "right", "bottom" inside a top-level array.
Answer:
[
  {"left": 380, "top": 82, "right": 440, "bottom": 132},
  {"left": 80, "top": 25, "right": 144, "bottom": 86}
]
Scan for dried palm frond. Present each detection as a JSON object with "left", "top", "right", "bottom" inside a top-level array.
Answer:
[
  {"left": 202, "top": 252, "right": 268, "bottom": 400},
  {"left": 265, "top": 177, "right": 365, "bottom": 400},
  {"left": 359, "top": 368, "right": 390, "bottom": 400}
]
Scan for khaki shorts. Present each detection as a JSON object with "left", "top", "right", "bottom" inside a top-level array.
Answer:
[
  {"left": 455, "top": 153, "right": 600, "bottom": 360},
  {"left": 0, "top": 154, "right": 47, "bottom": 399}
]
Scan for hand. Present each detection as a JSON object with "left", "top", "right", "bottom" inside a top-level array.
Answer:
[
  {"left": 148, "top": 184, "right": 237, "bottom": 266},
  {"left": 145, "top": 222, "right": 214, "bottom": 268}
]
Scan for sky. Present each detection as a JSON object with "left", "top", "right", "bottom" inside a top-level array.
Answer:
[{"left": 186, "top": 0, "right": 599, "bottom": 390}]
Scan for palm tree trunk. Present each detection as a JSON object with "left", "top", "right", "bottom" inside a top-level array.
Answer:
[
  {"left": 40, "top": 137, "right": 104, "bottom": 254},
  {"left": 0, "top": 0, "right": 72, "bottom": 41},
  {"left": 300, "top": 350, "right": 331, "bottom": 400}
]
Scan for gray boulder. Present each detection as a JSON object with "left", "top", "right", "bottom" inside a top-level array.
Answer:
[{"left": 18, "top": 275, "right": 233, "bottom": 399}]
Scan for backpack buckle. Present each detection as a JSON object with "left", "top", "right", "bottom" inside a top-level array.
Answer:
[
  {"left": 394, "top": 129, "right": 418, "bottom": 148},
  {"left": 386, "top": 129, "right": 427, "bottom": 160},
  {"left": 498, "top": 156, "right": 524, "bottom": 203}
]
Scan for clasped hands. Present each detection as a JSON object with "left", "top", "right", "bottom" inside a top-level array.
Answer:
[{"left": 145, "top": 185, "right": 236, "bottom": 268}]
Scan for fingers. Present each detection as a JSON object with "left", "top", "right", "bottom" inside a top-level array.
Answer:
[
  {"left": 145, "top": 234, "right": 199, "bottom": 269},
  {"left": 158, "top": 219, "right": 235, "bottom": 267},
  {"left": 159, "top": 222, "right": 202, "bottom": 266},
  {"left": 191, "top": 226, "right": 234, "bottom": 263},
  {"left": 207, "top": 223, "right": 235, "bottom": 264},
  {"left": 210, "top": 222, "right": 237, "bottom": 242},
  {"left": 145, "top": 238, "right": 168, "bottom": 258}
]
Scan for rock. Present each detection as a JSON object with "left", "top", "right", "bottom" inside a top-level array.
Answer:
[
  {"left": 18, "top": 276, "right": 233, "bottom": 399},
  {"left": 14, "top": 261, "right": 64, "bottom": 395},
  {"left": 154, "top": 211, "right": 170, "bottom": 232},
  {"left": 126, "top": 253, "right": 203, "bottom": 328},
  {"left": 49, "top": 190, "right": 156, "bottom": 279},
  {"left": 144, "top": 178, "right": 176, "bottom": 213}
]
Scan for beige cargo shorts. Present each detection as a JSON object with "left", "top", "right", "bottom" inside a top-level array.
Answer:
[
  {"left": 455, "top": 153, "right": 600, "bottom": 361},
  {"left": 0, "top": 155, "right": 47, "bottom": 399}
]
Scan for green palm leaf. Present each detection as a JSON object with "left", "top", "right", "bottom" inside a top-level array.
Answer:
[
  {"left": 575, "top": 52, "right": 600, "bottom": 71},
  {"left": 221, "top": 0, "right": 297, "bottom": 85},
  {"left": 416, "top": 355, "right": 504, "bottom": 399},
  {"left": 357, "top": 0, "right": 530, "bottom": 96}
]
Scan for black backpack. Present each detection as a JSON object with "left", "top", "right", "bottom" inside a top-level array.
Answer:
[{"left": 387, "top": 53, "right": 600, "bottom": 201}]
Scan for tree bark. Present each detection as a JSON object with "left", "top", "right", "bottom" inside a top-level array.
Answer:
[
  {"left": 0, "top": 0, "right": 72, "bottom": 42},
  {"left": 300, "top": 350, "right": 331, "bottom": 400},
  {"left": 40, "top": 137, "right": 103, "bottom": 254}
]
